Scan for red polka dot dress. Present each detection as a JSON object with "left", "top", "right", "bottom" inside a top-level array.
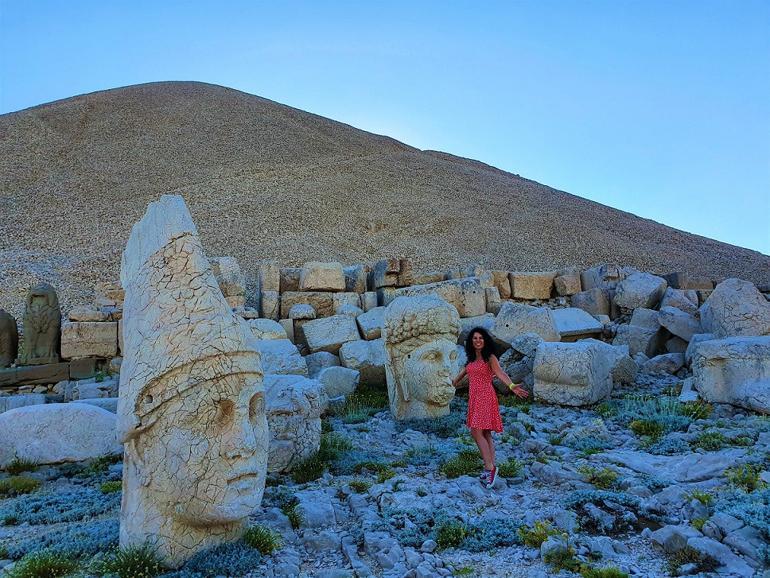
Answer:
[{"left": 466, "top": 357, "right": 503, "bottom": 432}]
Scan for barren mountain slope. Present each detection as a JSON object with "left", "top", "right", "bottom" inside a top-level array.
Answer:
[{"left": 1, "top": 81, "right": 768, "bottom": 315}]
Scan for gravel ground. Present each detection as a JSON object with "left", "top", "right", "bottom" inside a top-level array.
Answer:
[{"left": 1, "top": 81, "right": 768, "bottom": 318}]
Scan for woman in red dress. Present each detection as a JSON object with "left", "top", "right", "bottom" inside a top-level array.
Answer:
[{"left": 452, "top": 327, "right": 529, "bottom": 488}]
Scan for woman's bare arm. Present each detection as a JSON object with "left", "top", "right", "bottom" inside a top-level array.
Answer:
[
  {"left": 452, "top": 367, "right": 468, "bottom": 389},
  {"left": 489, "top": 355, "right": 529, "bottom": 398}
]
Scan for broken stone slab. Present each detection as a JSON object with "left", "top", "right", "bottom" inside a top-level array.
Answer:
[
  {"left": 554, "top": 272, "right": 582, "bottom": 296},
  {"left": 509, "top": 271, "right": 555, "bottom": 300},
  {"left": 641, "top": 353, "right": 685, "bottom": 375},
  {"left": 247, "top": 318, "right": 287, "bottom": 340},
  {"left": 393, "top": 277, "right": 486, "bottom": 318},
  {"left": 571, "top": 288, "right": 610, "bottom": 317},
  {"left": 55, "top": 377, "right": 119, "bottom": 400},
  {"left": 613, "top": 272, "right": 667, "bottom": 310},
  {"left": 581, "top": 264, "right": 632, "bottom": 291},
  {"left": 413, "top": 271, "right": 446, "bottom": 285},
  {"left": 302, "top": 315, "right": 361, "bottom": 354},
  {"left": 339, "top": 338, "right": 387, "bottom": 387},
  {"left": 686, "top": 536, "right": 754, "bottom": 578},
  {"left": 372, "top": 258, "right": 413, "bottom": 289},
  {"left": 257, "top": 259, "right": 281, "bottom": 293},
  {"left": 376, "top": 287, "right": 398, "bottom": 308},
  {"left": 68, "top": 306, "right": 109, "bottom": 322},
  {"left": 289, "top": 303, "right": 316, "bottom": 320},
  {"left": 305, "top": 352, "right": 341, "bottom": 378},
  {"left": 60, "top": 321, "right": 118, "bottom": 360},
  {"left": 649, "top": 525, "right": 702, "bottom": 554},
  {"left": 73, "top": 397, "right": 118, "bottom": 413},
  {"left": 700, "top": 278, "right": 770, "bottom": 338},
  {"left": 658, "top": 306, "right": 701, "bottom": 341},
  {"left": 489, "top": 270, "right": 512, "bottom": 300},
  {"left": 278, "top": 319, "right": 294, "bottom": 343},
  {"left": 685, "top": 333, "right": 715, "bottom": 365},
  {"left": 280, "top": 267, "right": 301, "bottom": 292},
  {"left": 458, "top": 314, "right": 496, "bottom": 347},
  {"left": 333, "top": 292, "right": 361, "bottom": 314},
  {"left": 0, "top": 363, "right": 71, "bottom": 387},
  {"left": 603, "top": 448, "right": 749, "bottom": 482},
  {"left": 265, "top": 374, "right": 325, "bottom": 473},
  {"left": 659, "top": 287, "right": 699, "bottom": 316},
  {"left": 492, "top": 302, "right": 560, "bottom": 347},
  {"left": 210, "top": 256, "right": 247, "bottom": 309},
  {"left": 551, "top": 307, "right": 603, "bottom": 340},
  {"left": 280, "top": 291, "right": 334, "bottom": 319},
  {"left": 357, "top": 306, "right": 385, "bottom": 340},
  {"left": 343, "top": 265, "right": 367, "bottom": 293},
  {"left": 533, "top": 340, "right": 613, "bottom": 406},
  {"left": 0, "top": 393, "right": 47, "bottom": 413},
  {"left": 260, "top": 290, "right": 280, "bottom": 320},
  {"left": 485, "top": 287, "right": 502, "bottom": 315},
  {"left": 317, "top": 366, "right": 360, "bottom": 399},
  {"left": 300, "top": 261, "right": 346, "bottom": 292},
  {"left": 629, "top": 308, "right": 660, "bottom": 330},
  {"left": 361, "top": 291, "right": 378, "bottom": 312},
  {"left": 663, "top": 272, "right": 715, "bottom": 291},
  {"left": 612, "top": 324, "right": 664, "bottom": 358},
  {"left": 690, "top": 336, "right": 770, "bottom": 413},
  {"left": 0, "top": 403, "right": 121, "bottom": 468},
  {"left": 665, "top": 336, "right": 688, "bottom": 354},
  {"left": 254, "top": 339, "right": 308, "bottom": 376}
]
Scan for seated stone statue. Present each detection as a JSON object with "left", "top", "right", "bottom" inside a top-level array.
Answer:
[
  {"left": 18, "top": 283, "right": 61, "bottom": 365},
  {"left": 383, "top": 295, "right": 461, "bottom": 420},
  {"left": 118, "top": 195, "right": 269, "bottom": 568}
]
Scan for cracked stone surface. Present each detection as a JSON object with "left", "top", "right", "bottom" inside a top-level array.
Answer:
[
  {"left": 117, "top": 195, "right": 269, "bottom": 568},
  {"left": 700, "top": 278, "right": 770, "bottom": 338},
  {"left": 383, "top": 295, "right": 461, "bottom": 420},
  {"left": 533, "top": 341, "right": 614, "bottom": 406}
]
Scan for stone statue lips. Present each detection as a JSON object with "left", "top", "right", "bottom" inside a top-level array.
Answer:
[{"left": 227, "top": 467, "right": 262, "bottom": 491}]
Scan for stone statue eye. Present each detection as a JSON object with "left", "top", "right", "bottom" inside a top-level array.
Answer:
[
  {"left": 216, "top": 399, "right": 235, "bottom": 423},
  {"left": 450, "top": 351, "right": 458, "bottom": 361},
  {"left": 249, "top": 394, "right": 264, "bottom": 419}
]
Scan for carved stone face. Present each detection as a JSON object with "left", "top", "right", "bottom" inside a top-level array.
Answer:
[
  {"left": 132, "top": 372, "right": 268, "bottom": 526},
  {"left": 403, "top": 339, "right": 458, "bottom": 408}
]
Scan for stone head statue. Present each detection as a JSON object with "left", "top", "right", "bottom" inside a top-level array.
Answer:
[
  {"left": 383, "top": 295, "right": 461, "bottom": 420},
  {"left": 118, "top": 195, "right": 269, "bottom": 568},
  {"left": 19, "top": 282, "right": 61, "bottom": 365}
]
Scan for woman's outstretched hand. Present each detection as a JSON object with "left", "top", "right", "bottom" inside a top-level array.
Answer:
[{"left": 508, "top": 383, "right": 529, "bottom": 398}]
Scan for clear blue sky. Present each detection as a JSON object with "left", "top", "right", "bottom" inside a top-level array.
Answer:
[{"left": 2, "top": 1, "right": 768, "bottom": 254}]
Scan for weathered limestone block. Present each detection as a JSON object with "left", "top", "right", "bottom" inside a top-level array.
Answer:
[
  {"left": 660, "top": 287, "right": 699, "bottom": 316},
  {"left": 666, "top": 336, "right": 689, "bottom": 354},
  {"left": 376, "top": 287, "right": 398, "bottom": 307},
  {"left": 257, "top": 259, "right": 280, "bottom": 293},
  {"left": 265, "top": 374, "right": 325, "bottom": 473},
  {"left": 0, "top": 310, "right": 18, "bottom": 368},
  {"left": 118, "top": 195, "right": 269, "bottom": 568},
  {"left": 357, "top": 306, "right": 385, "bottom": 340},
  {"left": 339, "top": 338, "right": 387, "bottom": 387},
  {"left": 318, "top": 366, "right": 360, "bottom": 399},
  {"left": 700, "top": 278, "right": 770, "bottom": 338},
  {"left": 492, "top": 302, "right": 560, "bottom": 347},
  {"left": 302, "top": 315, "right": 361, "bottom": 354},
  {"left": 599, "top": 342, "right": 638, "bottom": 385},
  {"left": 630, "top": 308, "right": 660, "bottom": 330},
  {"left": 300, "top": 261, "right": 345, "bottom": 292},
  {"left": 68, "top": 306, "right": 109, "bottom": 322},
  {"left": 372, "top": 258, "right": 413, "bottom": 289},
  {"left": 580, "top": 264, "right": 630, "bottom": 291},
  {"left": 55, "top": 376, "right": 119, "bottom": 400},
  {"left": 0, "top": 363, "right": 70, "bottom": 387},
  {"left": 280, "top": 267, "right": 301, "bottom": 292},
  {"left": 247, "top": 319, "right": 287, "bottom": 340},
  {"left": 289, "top": 303, "right": 316, "bottom": 320},
  {"left": 554, "top": 268, "right": 582, "bottom": 296},
  {"left": 458, "top": 314, "right": 496, "bottom": 347},
  {"left": 340, "top": 304, "right": 364, "bottom": 318},
  {"left": 485, "top": 287, "right": 502, "bottom": 314},
  {"left": 278, "top": 319, "right": 294, "bottom": 343},
  {"left": 685, "top": 333, "right": 715, "bottom": 365},
  {"left": 489, "top": 270, "right": 512, "bottom": 300},
  {"left": 642, "top": 353, "right": 685, "bottom": 375},
  {"left": 253, "top": 339, "right": 308, "bottom": 376},
  {"left": 305, "top": 351, "right": 341, "bottom": 378},
  {"left": 413, "top": 271, "right": 446, "bottom": 285},
  {"left": 393, "top": 277, "right": 485, "bottom": 318},
  {"left": 612, "top": 324, "right": 664, "bottom": 358},
  {"left": 73, "top": 397, "right": 118, "bottom": 413},
  {"left": 361, "top": 292, "right": 378, "bottom": 312},
  {"left": 260, "top": 291, "right": 280, "bottom": 320},
  {"left": 658, "top": 306, "right": 701, "bottom": 342},
  {"left": 663, "top": 272, "right": 714, "bottom": 291},
  {"left": 691, "top": 336, "right": 770, "bottom": 414},
  {"left": 343, "top": 265, "right": 367, "bottom": 293},
  {"left": 613, "top": 272, "right": 667, "bottom": 310},
  {"left": 0, "top": 403, "right": 121, "bottom": 467},
  {"left": 383, "top": 295, "right": 460, "bottom": 420},
  {"left": 210, "top": 257, "right": 247, "bottom": 309},
  {"left": 448, "top": 264, "right": 484, "bottom": 279},
  {"left": 509, "top": 272, "right": 556, "bottom": 300},
  {"left": 280, "top": 291, "right": 334, "bottom": 319},
  {"left": 533, "top": 341, "right": 613, "bottom": 406},
  {"left": 0, "top": 393, "right": 46, "bottom": 414},
  {"left": 18, "top": 282, "right": 61, "bottom": 365},
  {"left": 571, "top": 288, "right": 610, "bottom": 317},
  {"left": 551, "top": 308, "right": 602, "bottom": 340},
  {"left": 333, "top": 292, "right": 361, "bottom": 314},
  {"left": 60, "top": 321, "right": 118, "bottom": 359},
  {"left": 95, "top": 282, "right": 125, "bottom": 309}
]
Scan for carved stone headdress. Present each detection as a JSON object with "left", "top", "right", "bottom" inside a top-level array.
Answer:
[{"left": 383, "top": 295, "right": 460, "bottom": 354}]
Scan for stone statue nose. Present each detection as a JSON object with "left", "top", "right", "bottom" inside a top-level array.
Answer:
[{"left": 224, "top": 414, "right": 258, "bottom": 459}]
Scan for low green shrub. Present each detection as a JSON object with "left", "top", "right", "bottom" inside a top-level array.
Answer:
[
  {"left": 517, "top": 520, "right": 559, "bottom": 548},
  {"left": 497, "top": 458, "right": 522, "bottom": 478},
  {"left": 439, "top": 451, "right": 479, "bottom": 479},
  {"left": 726, "top": 463, "right": 767, "bottom": 492},
  {"left": 91, "top": 544, "right": 165, "bottom": 578},
  {"left": 290, "top": 454, "right": 325, "bottom": 484},
  {"left": 243, "top": 525, "right": 282, "bottom": 555},
  {"left": 5, "top": 549, "right": 78, "bottom": 578},
  {"left": 436, "top": 520, "right": 466, "bottom": 549},
  {"left": 100, "top": 480, "right": 122, "bottom": 494},
  {"left": 0, "top": 476, "right": 40, "bottom": 497},
  {"left": 349, "top": 479, "right": 371, "bottom": 493},
  {"left": 5, "top": 457, "right": 38, "bottom": 475},
  {"left": 687, "top": 490, "right": 714, "bottom": 506},
  {"left": 629, "top": 419, "right": 664, "bottom": 441},
  {"left": 691, "top": 431, "right": 728, "bottom": 451},
  {"left": 580, "top": 566, "right": 629, "bottom": 578},
  {"left": 577, "top": 466, "right": 619, "bottom": 490},
  {"left": 666, "top": 545, "right": 719, "bottom": 575}
]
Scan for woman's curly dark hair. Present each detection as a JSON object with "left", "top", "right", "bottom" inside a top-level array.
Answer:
[{"left": 465, "top": 326, "right": 496, "bottom": 365}]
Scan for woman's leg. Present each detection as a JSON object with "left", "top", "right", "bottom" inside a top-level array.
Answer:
[
  {"left": 470, "top": 427, "right": 494, "bottom": 470},
  {"left": 483, "top": 430, "right": 495, "bottom": 467}
]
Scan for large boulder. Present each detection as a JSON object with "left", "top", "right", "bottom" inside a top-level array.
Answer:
[
  {"left": 612, "top": 309, "right": 665, "bottom": 357},
  {"left": 0, "top": 393, "right": 46, "bottom": 414},
  {"left": 571, "top": 288, "right": 611, "bottom": 317},
  {"left": 641, "top": 353, "right": 685, "bottom": 375},
  {"left": 533, "top": 341, "right": 613, "bottom": 406},
  {"left": 299, "top": 261, "right": 346, "bottom": 292},
  {"left": 0, "top": 403, "right": 121, "bottom": 467},
  {"left": 580, "top": 264, "right": 631, "bottom": 291},
  {"left": 253, "top": 339, "right": 308, "bottom": 376},
  {"left": 317, "top": 366, "right": 360, "bottom": 399},
  {"left": 613, "top": 272, "right": 667, "bottom": 310},
  {"left": 280, "top": 291, "right": 334, "bottom": 318},
  {"left": 305, "top": 351, "right": 340, "bottom": 378},
  {"left": 551, "top": 307, "right": 603, "bottom": 340},
  {"left": 339, "top": 338, "right": 387, "bottom": 387},
  {"left": 509, "top": 272, "right": 555, "bottom": 300},
  {"left": 60, "top": 321, "right": 119, "bottom": 359},
  {"left": 700, "top": 278, "right": 770, "bottom": 338},
  {"left": 210, "top": 256, "right": 247, "bottom": 309},
  {"left": 691, "top": 336, "right": 770, "bottom": 414},
  {"left": 659, "top": 287, "right": 699, "bottom": 315},
  {"left": 492, "top": 302, "right": 560, "bottom": 347},
  {"left": 393, "top": 277, "right": 486, "bottom": 318},
  {"left": 246, "top": 319, "right": 288, "bottom": 340},
  {"left": 302, "top": 315, "right": 361, "bottom": 354},
  {"left": 658, "top": 306, "right": 701, "bottom": 342},
  {"left": 357, "top": 306, "right": 385, "bottom": 340},
  {"left": 265, "top": 374, "right": 326, "bottom": 473}
]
